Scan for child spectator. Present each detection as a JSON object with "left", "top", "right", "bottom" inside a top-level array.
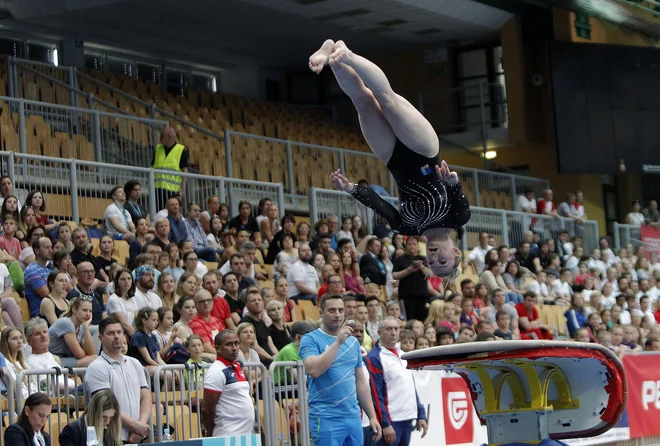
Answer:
[
  {"left": 473, "top": 283, "right": 490, "bottom": 313},
  {"left": 574, "top": 327, "right": 591, "bottom": 343},
  {"left": 552, "top": 268, "right": 573, "bottom": 306},
  {"left": 130, "top": 307, "right": 166, "bottom": 375},
  {"left": 405, "top": 319, "right": 424, "bottom": 338},
  {"left": 526, "top": 270, "right": 549, "bottom": 302},
  {"left": 415, "top": 336, "right": 430, "bottom": 349},
  {"left": 424, "top": 300, "right": 444, "bottom": 328},
  {"left": 0, "top": 216, "right": 21, "bottom": 259},
  {"left": 476, "top": 332, "right": 495, "bottom": 342},
  {"left": 584, "top": 313, "right": 602, "bottom": 342},
  {"left": 565, "top": 293, "right": 587, "bottom": 338},
  {"left": 424, "top": 324, "right": 436, "bottom": 347},
  {"left": 494, "top": 310, "right": 513, "bottom": 340},
  {"left": 435, "top": 326, "right": 455, "bottom": 346},
  {"left": 399, "top": 329, "right": 415, "bottom": 352},
  {"left": 459, "top": 298, "right": 479, "bottom": 328},
  {"left": 184, "top": 334, "right": 206, "bottom": 388},
  {"left": 622, "top": 324, "right": 643, "bottom": 352},
  {"left": 439, "top": 304, "right": 456, "bottom": 332},
  {"left": 457, "top": 326, "right": 475, "bottom": 343},
  {"left": 610, "top": 325, "right": 632, "bottom": 355}
]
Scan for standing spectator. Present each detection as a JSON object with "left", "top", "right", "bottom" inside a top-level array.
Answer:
[
  {"left": 152, "top": 126, "right": 189, "bottom": 211},
  {"left": 240, "top": 289, "right": 278, "bottom": 365},
  {"left": 4, "top": 393, "right": 52, "bottom": 446},
  {"left": 366, "top": 317, "right": 428, "bottom": 446},
  {"left": 85, "top": 317, "right": 151, "bottom": 443},
  {"left": 123, "top": 180, "right": 151, "bottom": 226},
  {"left": 132, "top": 265, "right": 163, "bottom": 310},
  {"left": 190, "top": 289, "right": 225, "bottom": 356},
  {"left": 229, "top": 201, "right": 262, "bottom": 246},
  {"left": 537, "top": 189, "right": 559, "bottom": 218},
  {"left": 360, "top": 238, "right": 387, "bottom": 286},
  {"left": 165, "top": 197, "right": 188, "bottom": 244},
  {"left": 575, "top": 190, "right": 587, "bottom": 219},
  {"left": 202, "top": 330, "right": 255, "bottom": 436},
  {"left": 48, "top": 297, "right": 97, "bottom": 367},
  {"left": 466, "top": 232, "right": 491, "bottom": 275},
  {"left": 24, "top": 236, "right": 53, "bottom": 317},
  {"left": 516, "top": 189, "right": 536, "bottom": 213},
  {"left": 67, "top": 261, "right": 107, "bottom": 325},
  {"left": 643, "top": 200, "right": 660, "bottom": 228},
  {"left": 300, "top": 294, "right": 382, "bottom": 446},
  {"left": 626, "top": 200, "right": 645, "bottom": 226},
  {"left": 558, "top": 193, "right": 583, "bottom": 223},
  {"left": 70, "top": 228, "right": 108, "bottom": 286},
  {"left": 104, "top": 186, "right": 136, "bottom": 242},
  {"left": 287, "top": 243, "right": 320, "bottom": 303},
  {"left": 516, "top": 292, "right": 554, "bottom": 340},
  {"left": 183, "top": 201, "right": 217, "bottom": 262},
  {"left": 393, "top": 236, "right": 430, "bottom": 322}
]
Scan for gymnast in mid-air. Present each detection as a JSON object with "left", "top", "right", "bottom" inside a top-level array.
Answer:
[{"left": 309, "top": 39, "right": 471, "bottom": 281}]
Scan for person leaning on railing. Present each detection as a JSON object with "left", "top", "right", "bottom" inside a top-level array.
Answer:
[{"left": 152, "top": 126, "right": 189, "bottom": 212}]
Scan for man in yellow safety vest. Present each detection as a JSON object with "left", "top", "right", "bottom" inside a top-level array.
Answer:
[{"left": 152, "top": 126, "right": 189, "bottom": 211}]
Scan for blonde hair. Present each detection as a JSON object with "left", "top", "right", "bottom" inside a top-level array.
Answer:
[
  {"left": 424, "top": 300, "right": 445, "bottom": 327},
  {"left": 176, "top": 272, "right": 198, "bottom": 298},
  {"left": 85, "top": 389, "right": 122, "bottom": 446},
  {"left": 0, "top": 327, "right": 27, "bottom": 389},
  {"left": 157, "top": 272, "right": 179, "bottom": 310}
]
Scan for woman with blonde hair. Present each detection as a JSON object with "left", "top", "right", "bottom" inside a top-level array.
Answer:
[
  {"left": 59, "top": 389, "right": 122, "bottom": 446},
  {"left": 424, "top": 299, "right": 445, "bottom": 328},
  {"left": 157, "top": 272, "right": 179, "bottom": 310},
  {"left": 0, "top": 326, "right": 29, "bottom": 398}
]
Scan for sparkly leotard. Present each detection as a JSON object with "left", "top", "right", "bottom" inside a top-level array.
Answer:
[{"left": 349, "top": 139, "right": 470, "bottom": 235}]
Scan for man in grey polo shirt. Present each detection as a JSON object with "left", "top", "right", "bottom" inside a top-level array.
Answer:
[{"left": 85, "top": 317, "right": 151, "bottom": 443}]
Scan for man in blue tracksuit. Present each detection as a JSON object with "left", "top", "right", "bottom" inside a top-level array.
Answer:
[{"left": 366, "top": 317, "right": 428, "bottom": 446}]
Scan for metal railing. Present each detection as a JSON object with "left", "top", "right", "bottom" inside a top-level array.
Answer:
[
  {"left": 0, "top": 95, "right": 167, "bottom": 166},
  {"left": 0, "top": 152, "right": 284, "bottom": 223},
  {"left": 6, "top": 58, "right": 550, "bottom": 211},
  {"left": 309, "top": 187, "right": 600, "bottom": 252},
  {"left": 613, "top": 222, "right": 642, "bottom": 250}
]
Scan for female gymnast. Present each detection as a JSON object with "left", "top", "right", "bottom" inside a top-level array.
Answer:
[{"left": 310, "top": 39, "right": 471, "bottom": 280}]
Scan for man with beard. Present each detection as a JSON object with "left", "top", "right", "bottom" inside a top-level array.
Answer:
[
  {"left": 132, "top": 265, "right": 163, "bottom": 310},
  {"left": 301, "top": 294, "right": 382, "bottom": 446},
  {"left": 287, "top": 243, "right": 320, "bottom": 304}
]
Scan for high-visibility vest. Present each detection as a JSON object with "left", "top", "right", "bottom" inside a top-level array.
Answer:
[{"left": 153, "top": 143, "right": 185, "bottom": 192}]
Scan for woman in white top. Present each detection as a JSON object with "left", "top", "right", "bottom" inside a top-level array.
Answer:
[
  {"left": 260, "top": 203, "right": 281, "bottom": 249},
  {"left": 626, "top": 200, "right": 645, "bottom": 227},
  {"left": 0, "top": 326, "right": 29, "bottom": 398},
  {"left": 273, "top": 233, "right": 298, "bottom": 280},
  {"left": 255, "top": 198, "right": 272, "bottom": 231},
  {"left": 103, "top": 186, "right": 136, "bottom": 242},
  {"left": 206, "top": 215, "right": 224, "bottom": 249},
  {"left": 172, "top": 295, "right": 195, "bottom": 341},
  {"left": 236, "top": 321, "right": 261, "bottom": 386},
  {"left": 106, "top": 268, "right": 138, "bottom": 336},
  {"left": 336, "top": 216, "right": 354, "bottom": 244}
]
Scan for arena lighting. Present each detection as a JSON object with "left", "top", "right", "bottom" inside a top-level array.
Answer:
[{"left": 481, "top": 150, "right": 497, "bottom": 159}]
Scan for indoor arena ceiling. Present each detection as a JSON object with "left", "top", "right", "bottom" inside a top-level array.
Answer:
[{"left": 4, "top": 0, "right": 513, "bottom": 67}]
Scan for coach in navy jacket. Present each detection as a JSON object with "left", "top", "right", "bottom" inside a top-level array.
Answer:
[{"left": 365, "top": 317, "right": 428, "bottom": 446}]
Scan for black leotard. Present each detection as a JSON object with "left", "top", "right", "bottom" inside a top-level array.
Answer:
[{"left": 349, "top": 139, "right": 470, "bottom": 235}]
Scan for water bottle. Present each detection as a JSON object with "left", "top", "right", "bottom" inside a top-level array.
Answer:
[
  {"left": 162, "top": 427, "right": 173, "bottom": 442},
  {"left": 86, "top": 426, "right": 99, "bottom": 446}
]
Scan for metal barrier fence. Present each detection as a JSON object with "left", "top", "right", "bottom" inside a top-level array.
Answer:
[
  {"left": 0, "top": 152, "right": 284, "bottom": 224},
  {"left": 267, "top": 361, "right": 311, "bottom": 446},
  {"left": 613, "top": 223, "right": 642, "bottom": 250},
  {"left": 309, "top": 187, "right": 600, "bottom": 253},
  {"left": 0, "top": 95, "right": 167, "bottom": 166}
]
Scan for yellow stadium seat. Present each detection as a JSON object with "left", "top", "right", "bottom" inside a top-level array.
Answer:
[{"left": 299, "top": 300, "right": 320, "bottom": 321}]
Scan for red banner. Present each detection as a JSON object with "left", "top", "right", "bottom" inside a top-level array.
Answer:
[
  {"left": 640, "top": 225, "right": 660, "bottom": 257},
  {"left": 624, "top": 354, "right": 660, "bottom": 438}
]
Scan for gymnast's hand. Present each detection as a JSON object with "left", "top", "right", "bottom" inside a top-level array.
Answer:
[
  {"left": 330, "top": 169, "right": 354, "bottom": 192},
  {"left": 436, "top": 160, "right": 459, "bottom": 184}
]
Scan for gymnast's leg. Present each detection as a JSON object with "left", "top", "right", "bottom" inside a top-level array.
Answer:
[
  {"left": 309, "top": 40, "right": 396, "bottom": 164},
  {"left": 328, "top": 41, "right": 439, "bottom": 159}
]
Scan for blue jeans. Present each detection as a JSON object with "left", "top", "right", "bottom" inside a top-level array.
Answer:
[
  {"left": 310, "top": 416, "right": 362, "bottom": 446},
  {"left": 376, "top": 421, "right": 413, "bottom": 446},
  {"left": 195, "top": 247, "right": 218, "bottom": 262},
  {"left": 364, "top": 426, "right": 377, "bottom": 446},
  {"left": 506, "top": 292, "right": 523, "bottom": 305},
  {"left": 294, "top": 293, "right": 318, "bottom": 305}
]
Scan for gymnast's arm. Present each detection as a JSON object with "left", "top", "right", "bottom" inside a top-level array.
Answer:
[
  {"left": 349, "top": 185, "right": 402, "bottom": 228},
  {"left": 446, "top": 181, "right": 471, "bottom": 227}
]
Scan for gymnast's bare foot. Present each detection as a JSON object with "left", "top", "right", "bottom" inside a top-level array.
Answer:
[
  {"left": 309, "top": 39, "right": 334, "bottom": 74},
  {"left": 329, "top": 40, "right": 352, "bottom": 66}
]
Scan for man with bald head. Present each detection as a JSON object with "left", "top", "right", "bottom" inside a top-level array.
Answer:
[{"left": 152, "top": 126, "right": 189, "bottom": 210}]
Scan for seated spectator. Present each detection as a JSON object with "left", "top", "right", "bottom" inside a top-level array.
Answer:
[
  {"left": 0, "top": 216, "right": 20, "bottom": 260},
  {"left": 199, "top": 195, "right": 221, "bottom": 234},
  {"left": 123, "top": 180, "right": 151, "bottom": 226},
  {"left": 0, "top": 177, "right": 19, "bottom": 208},
  {"left": 236, "top": 321, "right": 260, "bottom": 364},
  {"left": 128, "top": 217, "right": 152, "bottom": 270},
  {"left": 260, "top": 203, "right": 281, "bottom": 249},
  {"left": 39, "top": 270, "right": 70, "bottom": 327},
  {"left": 502, "top": 261, "right": 526, "bottom": 302},
  {"left": 626, "top": 200, "right": 645, "bottom": 226},
  {"left": 183, "top": 202, "right": 218, "bottom": 262},
  {"left": 131, "top": 265, "right": 162, "bottom": 311},
  {"left": 318, "top": 273, "right": 345, "bottom": 301},
  {"left": 104, "top": 186, "right": 136, "bottom": 242},
  {"left": 551, "top": 268, "right": 574, "bottom": 306},
  {"left": 273, "top": 277, "right": 297, "bottom": 323},
  {"left": 240, "top": 288, "right": 278, "bottom": 365},
  {"left": 467, "top": 232, "right": 491, "bottom": 275},
  {"left": 351, "top": 214, "right": 367, "bottom": 247},
  {"left": 206, "top": 215, "right": 227, "bottom": 252},
  {"left": 229, "top": 200, "right": 262, "bottom": 246},
  {"left": 558, "top": 192, "right": 583, "bottom": 223},
  {"left": 96, "top": 235, "right": 118, "bottom": 279},
  {"left": 287, "top": 243, "right": 319, "bottom": 303},
  {"left": 59, "top": 389, "right": 122, "bottom": 446},
  {"left": 266, "top": 214, "right": 297, "bottom": 264},
  {"left": 1, "top": 326, "right": 29, "bottom": 398},
  {"left": 162, "top": 242, "right": 184, "bottom": 283},
  {"left": 176, "top": 272, "right": 198, "bottom": 300},
  {"left": 202, "top": 272, "right": 234, "bottom": 330},
  {"left": 220, "top": 228, "right": 248, "bottom": 263},
  {"left": 359, "top": 237, "right": 386, "bottom": 286},
  {"left": 152, "top": 218, "right": 172, "bottom": 251},
  {"left": 336, "top": 217, "right": 354, "bottom": 245},
  {"left": 190, "top": 289, "right": 225, "bottom": 356},
  {"left": 267, "top": 300, "right": 291, "bottom": 351},
  {"left": 516, "top": 189, "right": 536, "bottom": 213},
  {"left": 222, "top": 272, "right": 243, "bottom": 325},
  {"left": 273, "top": 233, "right": 298, "bottom": 280},
  {"left": 565, "top": 293, "right": 587, "bottom": 338},
  {"left": 480, "top": 259, "right": 521, "bottom": 304},
  {"left": 516, "top": 292, "right": 554, "bottom": 340},
  {"left": 5, "top": 392, "right": 52, "bottom": 446},
  {"left": 54, "top": 222, "right": 74, "bottom": 253},
  {"left": 67, "top": 261, "right": 107, "bottom": 325},
  {"left": 459, "top": 298, "right": 479, "bottom": 328},
  {"left": 25, "top": 190, "right": 56, "bottom": 232},
  {"left": 25, "top": 318, "right": 76, "bottom": 392},
  {"left": 341, "top": 249, "right": 366, "bottom": 296},
  {"left": 537, "top": 189, "right": 559, "bottom": 218},
  {"left": 156, "top": 271, "right": 178, "bottom": 310},
  {"left": 107, "top": 268, "right": 137, "bottom": 336},
  {"left": 179, "top": 239, "right": 209, "bottom": 278},
  {"left": 16, "top": 207, "right": 37, "bottom": 249},
  {"left": 24, "top": 236, "right": 53, "bottom": 317},
  {"left": 130, "top": 307, "right": 166, "bottom": 374},
  {"left": 70, "top": 228, "right": 108, "bottom": 286},
  {"left": 48, "top": 297, "right": 97, "bottom": 367}
]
